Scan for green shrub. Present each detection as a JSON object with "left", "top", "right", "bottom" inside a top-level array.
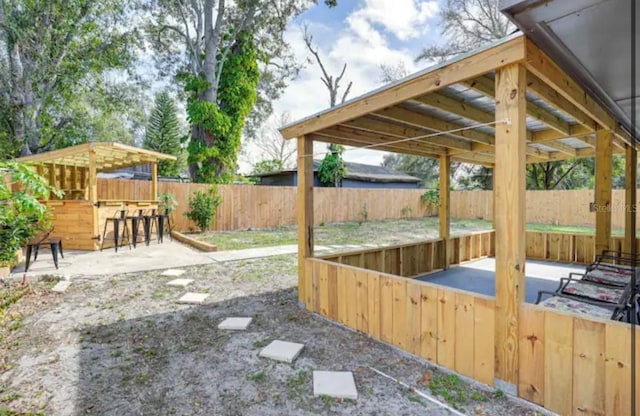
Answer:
[
  {"left": 158, "top": 192, "right": 178, "bottom": 214},
  {"left": 420, "top": 189, "right": 440, "bottom": 208},
  {"left": 0, "top": 162, "right": 62, "bottom": 266},
  {"left": 184, "top": 187, "right": 222, "bottom": 232}
]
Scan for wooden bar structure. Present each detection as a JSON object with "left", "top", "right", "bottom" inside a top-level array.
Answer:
[
  {"left": 16, "top": 142, "right": 176, "bottom": 250},
  {"left": 280, "top": 33, "right": 639, "bottom": 415}
]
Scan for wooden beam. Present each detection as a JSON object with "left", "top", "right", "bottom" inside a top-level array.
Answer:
[
  {"left": 313, "top": 126, "right": 446, "bottom": 157},
  {"left": 280, "top": 35, "right": 526, "bottom": 139},
  {"left": 297, "top": 136, "right": 314, "bottom": 307},
  {"left": 151, "top": 161, "right": 158, "bottom": 201},
  {"left": 440, "top": 154, "right": 451, "bottom": 270},
  {"left": 310, "top": 134, "right": 441, "bottom": 159},
  {"left": 595, "top": 129, "right": 613, "bottom": 255},
  {"left": 344, "top": 117, "right": 472, "bottom": 151},
  {"left": 525, "top": 39, "right": 631, "bottom": 145},
  {"left": 414, "top": 92, "right": 494, "bottom": 124},
  {"left": 462, "top": 76, "right": 571, "bottom": 135},
  {"left": 373, "top": 106, "right": 494, "bottom": 145},
  {"left": 452, "top": 142, "right": 550, "bottom": 160},
  {"left": 625, "top": 145, "right": 637, "bottom": 255},
  {"left": 494, "top": 63, "right": 526, "bottom": 391}
]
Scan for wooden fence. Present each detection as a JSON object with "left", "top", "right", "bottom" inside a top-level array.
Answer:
[
  {"left": 451, "top": 189, "right": 640, "bottom": 229},
  {"left": 97, "top": 179, "right": 640, "bottom": 232},
  {"left": 97, "top": 179, "right": 437, "bottom": 231}
]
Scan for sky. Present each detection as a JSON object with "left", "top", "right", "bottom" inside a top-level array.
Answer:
[{"left": 239, "top": 0, "right": 446, "bottom": 173}]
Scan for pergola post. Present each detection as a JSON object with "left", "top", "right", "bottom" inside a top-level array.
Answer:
[
  {"left": 88, "top": 150, "right": 97, "bottom": 204},
  {"left": 439, "top": 154, "right": 451, "bottom": 269},
  {"left": 151, "top": 161, "right": 158, "bottom": 200},
  {"left": 624, "top": 144, "right": 637, "bottom": 255},
  {"left": 297, "top": 136, "right": 314, "bottom": 307},
  {"left": 595, "top": 129, "right": 613, "bottom": 255},
  {"left": 494, "top": 63, "right": 527, "bottom": 393}
]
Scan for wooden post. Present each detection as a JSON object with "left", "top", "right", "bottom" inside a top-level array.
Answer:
[
  {"left": 88, "top": 151, "right": 97, "bottom": 204},
  {"left": 595, "top": 129, "right": 613, "bottom": 255},
  {"left": 151, "top": 161, "right": 158, "bottom": 200},
  {"left": 439, "top": 154, "right": 450, "bottom": 269},
  {"left": 297, "top": 136, "right": 314, "bottom": 307},
  {"left": 624, "top": 144, "right": 637, "bottom": 255},
  {"left": 494, "top": 63, "right": 526, "bottom": 393}
]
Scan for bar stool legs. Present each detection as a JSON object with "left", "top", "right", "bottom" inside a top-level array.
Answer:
[{"left": 100, "top": 210, "right": 132, "bottom": 252}]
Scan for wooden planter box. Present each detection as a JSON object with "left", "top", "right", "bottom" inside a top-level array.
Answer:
[{"left": 171, "top": 231, "right": 217, "bottom": 252}]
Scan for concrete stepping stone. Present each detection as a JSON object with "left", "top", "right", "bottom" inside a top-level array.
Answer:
[
  {"left": 313, "top": 371, "right": 358, "bottom": 400},
  {"left": 162, "top": 269, "right": 186, "bottom": 277},
  {"left": 176, "top": 292, "right": 209, "bottom": 304},
  {"left": 258, "top": 340, "right": 304, "bottom": 363},
  {"left": 51, "top": 280, "right": 71, "bottom": 293},
  {"left": 218, "top": 317, "right": 252, "bottom": 330},
  {"left": 166, "top": 278, "right": 194, "bottom": 287}
]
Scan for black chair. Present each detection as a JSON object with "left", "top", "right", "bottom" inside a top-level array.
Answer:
[
  {"left": 158, "top": 210, "right": 173, "bottom": 243},
  {"left": 142, "top": 209, "right": 161, "bottom": 245},
  {"left": 25, "top": 233, "right": 64, "bottom": 272},
  {"left": 127, "top": 208, "right": 147, "bottom": 248},
  {"left": 100, "top": 209, "right": 132, "bottom": 252}
]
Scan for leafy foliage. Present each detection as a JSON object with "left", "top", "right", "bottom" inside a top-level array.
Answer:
[
  {"left": 143, "top": 92, "right": 185, "bottom": 177},
  {"left": 183, "top": 32, "right": 260, "bottom": 183},
  {"left": 420, "top": 189, "right": 440, "bottom": 207},
  {"left": 252, "top": 160, "right": 285, "bottom": 175},
  {"left": 0, "top": 162, "right": 62, "bottom": 266},
  {"left": 0, "top": 0, "right": 143, "bottom": 158},
  {"left": 318, "top": 144, "right": 346, "bottom": 187},
  {"left": 184, "top": 187, "right": 222, "bottom": 233},
  {"left": 158, "top": 193, "right": 178, "bottom": 215}
]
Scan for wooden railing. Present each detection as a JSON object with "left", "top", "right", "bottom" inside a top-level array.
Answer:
[
  {"left": 519, "top": 304, "right": 639, "bottom": 415},
  {"left": 319, "top": 230, "right": 495, "bottom": 277},
  {"left": 304, "top": 257, "right": 496, "bottom": 386}
]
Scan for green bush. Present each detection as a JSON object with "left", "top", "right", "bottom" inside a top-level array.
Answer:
[
  {"left": 184, "top": 187, "right": 222, "bottom": 232},
  {"left": 420, "top": 189, "right": 440, "bottom": 208},
  {"left": 158, "top": 192, "right": 178, "bottom": 214},
  {"left": 0, "top": 162, "right": 62, "bottom": 266}
]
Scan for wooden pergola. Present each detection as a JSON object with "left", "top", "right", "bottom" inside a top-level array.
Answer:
[
  {"left": 16, "top": 142, "right": 176, "bottom": 250},
  {"left": 280, "top": 32, "right": 638, "bottom": 412}
]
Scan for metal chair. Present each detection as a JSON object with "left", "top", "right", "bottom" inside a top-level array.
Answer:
[{"left": 100, "top": 209, "right": 132, "bottom": 252}]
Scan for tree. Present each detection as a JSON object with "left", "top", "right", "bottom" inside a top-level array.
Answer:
[
  {"left": 416, "top": 0, "right": 514, "bottom": 62},
  {"left": 248, "top": 112, "right": 296, "bottom": 173},
  {"left": 252, "top": 159, "right": 284, "bottom": 175},
  {"left": 147, "top": 0, "right": 337, "bottom": 183},
  {"left": 0, "top": 0, "right": 142, "bottom": 158},
  {"left": 318, "top": 144, "right": 346, "bottom": 187},
  {"left": 303, "top": 24, "right": 353, "bottom": 107},
  {"left": 144, "top": 92, "right": 185, "bottom": 177},
  {"left": 379, "top": 62, "right": 410, "bottom": 84},
  {"left": 382, "top": 154, "right": 440, "bottom": 188}
]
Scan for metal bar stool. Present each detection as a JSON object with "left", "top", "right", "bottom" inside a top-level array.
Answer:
[
  {"left": 100, "top": 209, "right": 132, "bottom": 252},
  {"left": 142, "top": 209, "right": 161, "bottom": 245},
  {"left": 25, "top": 232, "right": 63, "bottom": 272},
  {"left": 158, "top": 210, "right": 173, "bottom": 243},
  {"left": 127, "top": 208, "right": 147, "bottom": 248}
]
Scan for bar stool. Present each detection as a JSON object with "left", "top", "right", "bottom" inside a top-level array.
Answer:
[
  {"left": 142, "top": 209, "right": 161, "bottom": 245},
  {"left": 158, "top": 210, "right": 173, "bottom": 243},
  {"left": 25, "top": 235, "right": 64, "bottom": 272},
  {"left": 101, "top": 209, "right": 132, "bottom": 252},
  {"left": 127, "top": 208, "right": 146, "bottom": 248}
]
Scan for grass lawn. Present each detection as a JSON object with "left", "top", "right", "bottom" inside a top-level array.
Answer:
[{"left": 196, "top": 217, "right": 627, "bottom": 251}]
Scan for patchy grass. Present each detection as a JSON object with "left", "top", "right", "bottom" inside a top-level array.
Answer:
[
  {"left": 194, "top": 217, "right": 631, "bottom": 251},
  {"left": 247, "top": 371, "right": 267, "bottom": 383},
  {"left": 428, "top": 374, "right": 468, "bottom": 409}
]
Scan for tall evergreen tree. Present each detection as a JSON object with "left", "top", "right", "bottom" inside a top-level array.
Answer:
[{"left": 144, "top": 92, "right": 185, "bottom": 177}]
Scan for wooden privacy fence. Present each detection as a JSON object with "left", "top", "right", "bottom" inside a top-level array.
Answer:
[
  {"left": 452, "top": 189, "right": 640, "bottom": 229},
  {"left": 97, "top": 179, "right": 437, "bottom": 231}
]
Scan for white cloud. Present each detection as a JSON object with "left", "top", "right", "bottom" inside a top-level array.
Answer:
[
  {"left": 348, "top": 0, "right": 439, "bottom": 41},
  {"left": 239, "top": 0, "right": 440, "bottom": 173}
]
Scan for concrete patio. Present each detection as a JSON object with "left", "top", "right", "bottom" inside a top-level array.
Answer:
[{"left": 416, "top": 258, "right": 585, "bottom": 304}]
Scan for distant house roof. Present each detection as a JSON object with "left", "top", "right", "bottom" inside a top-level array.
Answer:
[{"left": 254, "top": 160, "right": 421, "bottom": 184}]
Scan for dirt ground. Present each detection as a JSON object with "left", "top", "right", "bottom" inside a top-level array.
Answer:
[{"left": 0, "top": 256, "right": 549, "bottom": 416}]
